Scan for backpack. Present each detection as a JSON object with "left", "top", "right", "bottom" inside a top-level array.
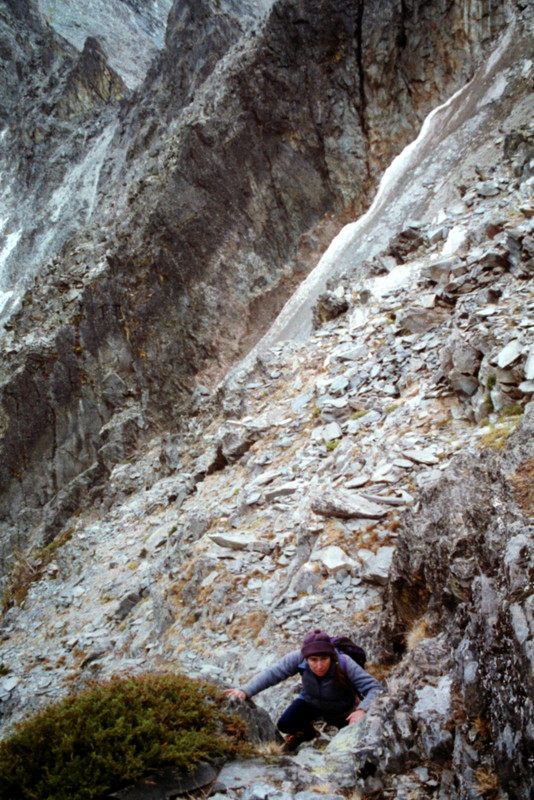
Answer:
[{"left": 331, "top": 635, "right": 366, "bottom": 668}]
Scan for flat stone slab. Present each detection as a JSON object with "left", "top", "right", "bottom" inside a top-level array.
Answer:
[
  {"left": 218, "top": 759, "right": 284, "bottom": 791},
  {"left": 310, "top": 488, "right": 388, "bottom": 519},
  {"left": 311, "top": 545, "right": 357, "bottom": 574},
  {"left": 210, "top": 533, "right": 252, "bottom": 550},
  {"left": 497, "top": 339, "right": 522, "bottom": 368},
  {"left": 403, "top": 448, "right": 440, "bottom": 466}
]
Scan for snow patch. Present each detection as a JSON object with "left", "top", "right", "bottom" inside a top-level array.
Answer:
[
  {"left": 369, "top": 262, "right": 419, "bottom": 299},
  {"left": 49, "top": 122, "right": 117, "bottom": 224},
  {"left": 0, "top": 289, "right": 14, "bottom": 320},
  {"left": 0, "top": 229, "right": 22, "bottom": 278},
  {"left": 479, "top": 72, "right": 508, "bottom": 107}
]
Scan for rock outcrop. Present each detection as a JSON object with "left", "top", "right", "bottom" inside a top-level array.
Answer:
[{"left": 354, "top": 411, "right": 534, "bottom": 798}]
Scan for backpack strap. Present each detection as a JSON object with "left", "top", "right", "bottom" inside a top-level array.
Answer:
[
  {"left": 338, "top": 652, "right": 348, "bottom": 673},
  {"left": 337, "top": 651, "right": 363, "bottom": 702}
]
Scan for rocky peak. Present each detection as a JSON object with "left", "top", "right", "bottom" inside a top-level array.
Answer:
[
  {"left": 37, "top": 0, "right": 174, "bottom": 89},
  {"left": 55, "top": 36, "right": 126, "bottom": 119}
]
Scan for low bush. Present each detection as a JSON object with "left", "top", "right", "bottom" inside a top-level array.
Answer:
[{"left": 0, "top": 672, "right": 250, "bottom": 800}]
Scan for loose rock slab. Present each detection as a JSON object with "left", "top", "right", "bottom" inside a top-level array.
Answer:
[{"left": 310, "top": 488, "right": 388, "bottom": 519}]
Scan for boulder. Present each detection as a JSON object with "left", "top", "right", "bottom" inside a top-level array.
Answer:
[
  {"left": 377, "top": 405, "right": 534, "bottom": 799},
  {"left": 311, "top": 545, "right": 358, "bottom": 575},
  {"left": 396, "top": 307, "right": 449, "bottom": 334},
  {"left": 312, "top": 292, "right": 349, "bottom": 328},
  {"left": 358, "top": 546, "right": 395, "bottom": 585}
]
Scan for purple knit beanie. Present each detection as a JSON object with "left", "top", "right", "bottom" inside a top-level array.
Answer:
[{"left": 301, "top": 629, "right": 335, "bottom": 658}]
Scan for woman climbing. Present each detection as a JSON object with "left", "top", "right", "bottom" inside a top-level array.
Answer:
[{"left": 225, "top": 628, "right": 383, "bottom": 752}]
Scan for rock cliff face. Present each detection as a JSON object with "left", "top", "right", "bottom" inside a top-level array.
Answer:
[{"left": 0, "top": 1, "right": 533, "bottom": 798}]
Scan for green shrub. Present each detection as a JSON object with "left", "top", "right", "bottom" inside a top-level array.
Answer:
[{"left": 0, "top": 673, "right": 251, "bottom": 800}]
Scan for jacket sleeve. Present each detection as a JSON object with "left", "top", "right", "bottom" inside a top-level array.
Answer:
[
  {"left": 342, "top": 655, "right": 384, "bottom": 711},
  {"left": 239, "top": 650, "right": 302, "bottom": 698}
]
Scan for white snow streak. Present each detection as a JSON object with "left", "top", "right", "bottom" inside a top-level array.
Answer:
[{"left": 233, "top": 20, "right": 518, "bottom": 366}]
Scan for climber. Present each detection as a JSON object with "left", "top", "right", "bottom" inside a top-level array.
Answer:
[{"left": 224, "top": 628, "right": 383, "bottom": 752}]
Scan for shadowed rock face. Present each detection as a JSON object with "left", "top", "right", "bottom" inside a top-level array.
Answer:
[
  {"left": 373, "top": 408, "right": 534, "bottom": 799},
  {"left": 0, "top": 0, "right": 516, "bottom": 557}
]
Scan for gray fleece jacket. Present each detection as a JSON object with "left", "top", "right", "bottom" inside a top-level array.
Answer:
[{"left": 240, "top": 649, "right": 383, "bottom": 717}]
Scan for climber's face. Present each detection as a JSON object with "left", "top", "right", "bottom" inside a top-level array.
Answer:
[{"left": 307, "top": 655, "right": 331, "bottom": 677}]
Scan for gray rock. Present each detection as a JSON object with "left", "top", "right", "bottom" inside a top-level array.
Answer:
[
  {"left": 387, "top": 227, "right": 429, "bottom": 264},
  {"left": 344, "top": 475, "right": 369, "bottom": 489},
  {"left": 476, "top": 181, "right": 500, "bottom": 197},
  {"left": 312, "top": 292, "right": 349, "bottom": 328},
  {"left": 448, "top": 370, "right": 479, "bottom": 396},
  {"left": 311, "top": 545, "right": 358, "bottom": 574},
  {"left": 358, "top": 546, "right": 395, "bottom": 585},
  {"left": 217, "top": 424, "right": 259, "bottom": 463},
  {"left": 264, "top": 481, "right": 300, "bottom": 502},
  {"left": 396, "top": 307, "right": 449, "bottom": 334},
  {"left": 413, "top": 676, "right": 453, "bottom": 717},
  {"left": 322, "top": 422, "right": 343, "bottom": 442},
  {"left": 310, "top": 489, "right": 388, "bottom": 520},
  {"left": 108, "top": 761, "right": 222, "bottom": 800},
  {"left": 336, "top": 345, "right": 369, "bottom": 362},
  {"left": 210, "top": 532, "right": 270, "bottom": 552},
  {"left": 419, "top": 719, "right": 454, "bottom": 763},
  {"left": 0, "top": 675, "right": 19, "bottom": 700},
  {"left": 292, "top": 394, "right": 313, "bottom": 413},
  {"left": 421, "top": 256, "right": 461, "bottom": 283},
  {"left": 330, "top": 375, "right": 350, "bottom": 394},
  {"left": 497, "top": 339, "right": 523, "bottom": 368},
  {"left": 114, "top": 589, "right": 145, "bottom": 621},
  {"left": 321, "top": 718, "right": 382, "bottom": 791},
  {"left": 403, "top": 448, "right": 440, "bottom": 466},
  {"left": 218, "top": 760, "right": 286, "bottom": 792},
  {"left": 241, "top": 785, "right": 293, "bottom": 800}
]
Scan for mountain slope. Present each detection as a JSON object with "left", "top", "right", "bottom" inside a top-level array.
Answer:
[
  {"left": 0, "top": 2, "right": 533, "bottom": 798},
  {"left": 0, "top": 0, "right": 515, "bottom": 568}
]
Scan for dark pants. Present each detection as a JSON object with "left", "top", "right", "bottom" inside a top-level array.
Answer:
[{"left": 277, "top": 698, "right": 349, "bottom": 738}]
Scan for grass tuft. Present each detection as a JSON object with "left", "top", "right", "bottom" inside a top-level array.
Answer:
[
  {"left": 474, "top": 765, "right": 500, "bottom": 798},
  {"left": 2, "top": 528, "right": 75, "bottom": 614}
]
